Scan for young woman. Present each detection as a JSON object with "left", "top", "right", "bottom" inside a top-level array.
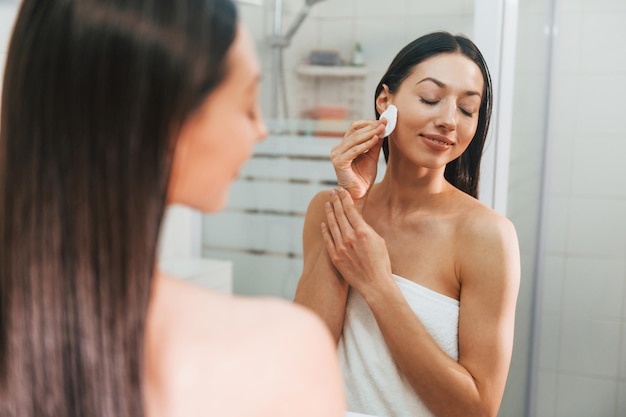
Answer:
[
  {"left": 0, "top": 1, "right": 345, "bottom": 416},
  {"left": 295, "top": 32, "right": 520, "bottom": 417}
]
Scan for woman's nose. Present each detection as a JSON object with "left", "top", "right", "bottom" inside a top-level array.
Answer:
[
  {"left": 435, "top": 101, "right": 457, "bottom": 131},
  {"left": 253, "top": 104, "right": 268, "bottom": 142},
  {"left": 256, "top": 116, "right": 268, "bottom": 143}
]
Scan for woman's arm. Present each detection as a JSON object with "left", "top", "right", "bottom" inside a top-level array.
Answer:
[
  {"left": 367, "top": 216, "right": 519, "bottom": 416},
  {"left": 294, "top": 119, "right": 386, "bottom": 342},
  {"left": 294, "top": 190, "right": 349, "bottom": 343},
  {"left": 323, "top": 189, "right": 520, "bottom": 416}
]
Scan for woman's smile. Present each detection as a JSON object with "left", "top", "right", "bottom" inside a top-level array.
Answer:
[{"left": 420, "top": 133, "right": 454, "bottom": 151}]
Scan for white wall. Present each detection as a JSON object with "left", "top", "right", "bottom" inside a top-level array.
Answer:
[
  {"left": 534, "top": 0, "right": 626, "bottom": 415},
  {"left": 240, "top": 0, "right": 475, "bottom": 120},
  {"left": 236, "top": 3, "right": 531, "bottom": 415},
  {"left": 0, "top": 2, "right": 19, "bottom": 100},
  {"left": 505, "top": 0, "right": 553, "bottom": 414}
]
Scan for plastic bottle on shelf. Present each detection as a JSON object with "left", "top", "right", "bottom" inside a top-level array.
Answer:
[{"left": 351, "top": 42, "right": 365, "bottom": 67}]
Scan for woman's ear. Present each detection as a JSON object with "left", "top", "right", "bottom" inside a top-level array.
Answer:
[{"left": 376, "top": 84, "right": 392, "bottom": 115}]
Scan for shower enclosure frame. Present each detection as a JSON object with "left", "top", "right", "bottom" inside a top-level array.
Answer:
[{"left": 163, "top": 1, "right": 556, "bottom": 415}]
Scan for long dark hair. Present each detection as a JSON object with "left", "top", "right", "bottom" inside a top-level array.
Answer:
[
  {"left": 0, "top": 0, "right": 237, "bottom": 416},
  {"left": 375, "top": 31, "right": 493, "bottom": 198}
]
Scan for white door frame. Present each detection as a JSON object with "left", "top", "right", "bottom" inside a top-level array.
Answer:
[{"left": 474, "top": 0, "right": 519, "bottom": 215}]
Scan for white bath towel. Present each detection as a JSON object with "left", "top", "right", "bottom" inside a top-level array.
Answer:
[{"left": 338, "top": 274, "right": 459, "bottom": 417}]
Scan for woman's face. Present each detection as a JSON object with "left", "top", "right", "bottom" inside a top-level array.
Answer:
[
  {"left": 379, "top": 52, "right": 484, "bottom": 169},
  {"left": 167, "top": 24, "right": 267, "bottom": 212}
]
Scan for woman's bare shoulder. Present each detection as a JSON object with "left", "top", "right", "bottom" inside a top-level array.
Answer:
[
  {"left": 306, "top": 189, "right": 334, "bottom": 218},
  {"left": 451, "top": 192, "right": 520, "bottom": 289},
  {"left": 453, "top": 190, "right": 517, "bottom": 243},
  {"left": 145, "top": 274, "right": 345, "bottom": 417},
  {"left": 302, "top": 189, "right": 335, "bottom": 255}
]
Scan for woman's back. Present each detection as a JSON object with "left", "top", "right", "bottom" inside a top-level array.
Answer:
[
  {"left": 144, "top": 275, "right": 345, "bottom": 417},
  {"left": 0, "top": 0, "right": 346, "bottom": 415}
]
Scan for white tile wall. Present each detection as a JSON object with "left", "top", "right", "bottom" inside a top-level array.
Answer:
[
  {"left": 618, "top": 382, "right": 626, "bottom": 417},
  {"left": 543, "top": 196, "right": 570, "bottom": 253},
  {"left": 547, "top": 74, "right": 579, "bottom": 135},
  {"left": 552, "top": 11, "right": 583, "bottom": 74},
  {"left": 580, "top": 13, "right": 626, "bottom": 73},
  {"left": 0, "top": 4, "right": 17, "bottom": 51},
  {"left": 562, "top": 258, "right": 626, "bottom": 320},
  {"left": 571, "top": 133, "right": 626, "bottom": 197},
  {"left": 0, "top": 3, "right": 18, "bottom": 111},
  {"left": 311, "top": 0, "right": 355, "bottom": 18},
  {"left": 538, "top": 313, "right": 561, "bottom": 370},
  {"left": 355, "top": 0, "right": 408, "bottom": 18},
  {"left": 619, "top": 321, "right": 626, "bottom": 378},
  {"left": 544, "top": 132, "right": 575, "bottom": 197},
  {"left": 540, "top": 255, "right": 565, "bottom": 314},
  {"left": 567, "top": 198, "right": 626, "bottom": 257},
  {"left": 576, "top": 75, "right": 626, "bottom": 135},
  {"left": 242, "top": 0, "right": 474, "bottom": 119},
  {"left": 534, "top": 370, "right": 558, "bottom": 416},
  {"left": 406, "top": 0, "right": 473, "bottom": 16},
  {"left": 532, "top": 0, "right": 626, "bottom": 415},
  {"left": 582, "top": 0, "right": 626, "bottom": 13},
  {"left": 555, "top": 374, "right": 617, "bottom": 417},
  {"left": 559, "top": 319, "right": 621, "bottom": 377}
]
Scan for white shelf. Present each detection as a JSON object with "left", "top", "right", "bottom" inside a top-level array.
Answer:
[{"left": 296, "top": 65, "right": 369, "bottom": 78}]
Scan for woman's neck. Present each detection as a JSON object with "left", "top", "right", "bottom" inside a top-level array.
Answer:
[{"left": 371, "top": 161, "right": 455, "bottom": 215}]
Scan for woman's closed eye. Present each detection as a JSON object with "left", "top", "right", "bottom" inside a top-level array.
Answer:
[
  {"left": 459, "top": 107, "right": 474, "bottom": 117},
  {"left": 419, "top": 97, "right": 438, "bottom": 106},
  {"left": 420, "top": 97, "right": 475, "bottom": 117}
]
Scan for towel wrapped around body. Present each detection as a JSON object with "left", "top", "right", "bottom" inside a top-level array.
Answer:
[{"left": 338, "top": 274, "right": 460, "bottom": 417}]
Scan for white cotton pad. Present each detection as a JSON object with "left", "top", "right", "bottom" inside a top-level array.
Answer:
[{"left": 379, "top": 104, "right": 397, "bottom": 138}]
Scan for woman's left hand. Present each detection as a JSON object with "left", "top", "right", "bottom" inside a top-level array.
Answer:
[{"left": 321, "top": 187, "right": 393, "bottom": 296}]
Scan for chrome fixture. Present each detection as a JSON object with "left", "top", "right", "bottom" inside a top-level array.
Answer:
[{"left": 268, "top": 0, "right": 328, "bottom": 120}]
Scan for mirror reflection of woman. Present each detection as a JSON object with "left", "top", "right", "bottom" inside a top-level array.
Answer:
[
  {"left": 296, "top": 32, "right": 520, "bottom": 417},
  {"left": 0, "top": 1, "right": 345, "bottom": 416}
]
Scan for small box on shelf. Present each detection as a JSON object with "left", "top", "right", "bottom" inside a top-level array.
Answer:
[
  {"left": 301, "top": 105, "right": 350, "bottom": 137},
  {"left": 295, "top": 62, "right": 369, "bottom": 131}
]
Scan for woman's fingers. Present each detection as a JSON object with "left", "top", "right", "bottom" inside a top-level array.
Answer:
[
  {"left": 329, "top": 189, "right": 354, "bottom": 234},
  {"left": 337, "top": 188, "right": 366, "bottom": 229},
  {"left": 346, "top": 119, "right": 384, "bottom": 137},
  {"left": 346, "top": 119, "right": 375, "bottom": 133},
  {"left": 333, "top": 120, "right": 385, "bottom": 155},
  {"left": 324, "top": 199, "right": 343, "bottom": 243},
  {"left": 320, "top": 222, "right": 336, "bottom": 255}
]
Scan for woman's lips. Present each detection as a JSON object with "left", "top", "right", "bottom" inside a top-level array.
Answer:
[{"left": 420, "top": 134, "right": 454, "bottom": 151}]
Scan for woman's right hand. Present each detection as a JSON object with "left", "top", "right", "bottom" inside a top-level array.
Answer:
[{"left": 330, "top": 119, "right": 387, "bottom": 202}]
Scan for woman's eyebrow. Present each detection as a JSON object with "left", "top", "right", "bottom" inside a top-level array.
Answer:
[
  {"left": 416, "top": 77, "right": 481, "bottom": 98},
  {"left": 416, "top": 77, "right": 445, "bottom": 88}
]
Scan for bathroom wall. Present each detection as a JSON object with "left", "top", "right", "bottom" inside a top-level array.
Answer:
[
  {"left": 216, "top": 0, "right": 477, "bottom": 294},
  {"left": 232, "top": 2, "right": 535, "bottom": 415},
  {"left": 241, "top": 1, "right": 626, "bottom": 416},
  {"left": 505, "top": 0, "right": 553, "bottom": 414},
  {"left": 241, "top": 0, "right": 474, "bottom": 120},
  {"left": 533, "top": 0, "right": 626, "bottom": 415},
  {"left": 0, "top": 2, "right": 18, "bottom": 98},
  {"left": 5, "top": 0, "right": 624, "bottom": 414}
]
